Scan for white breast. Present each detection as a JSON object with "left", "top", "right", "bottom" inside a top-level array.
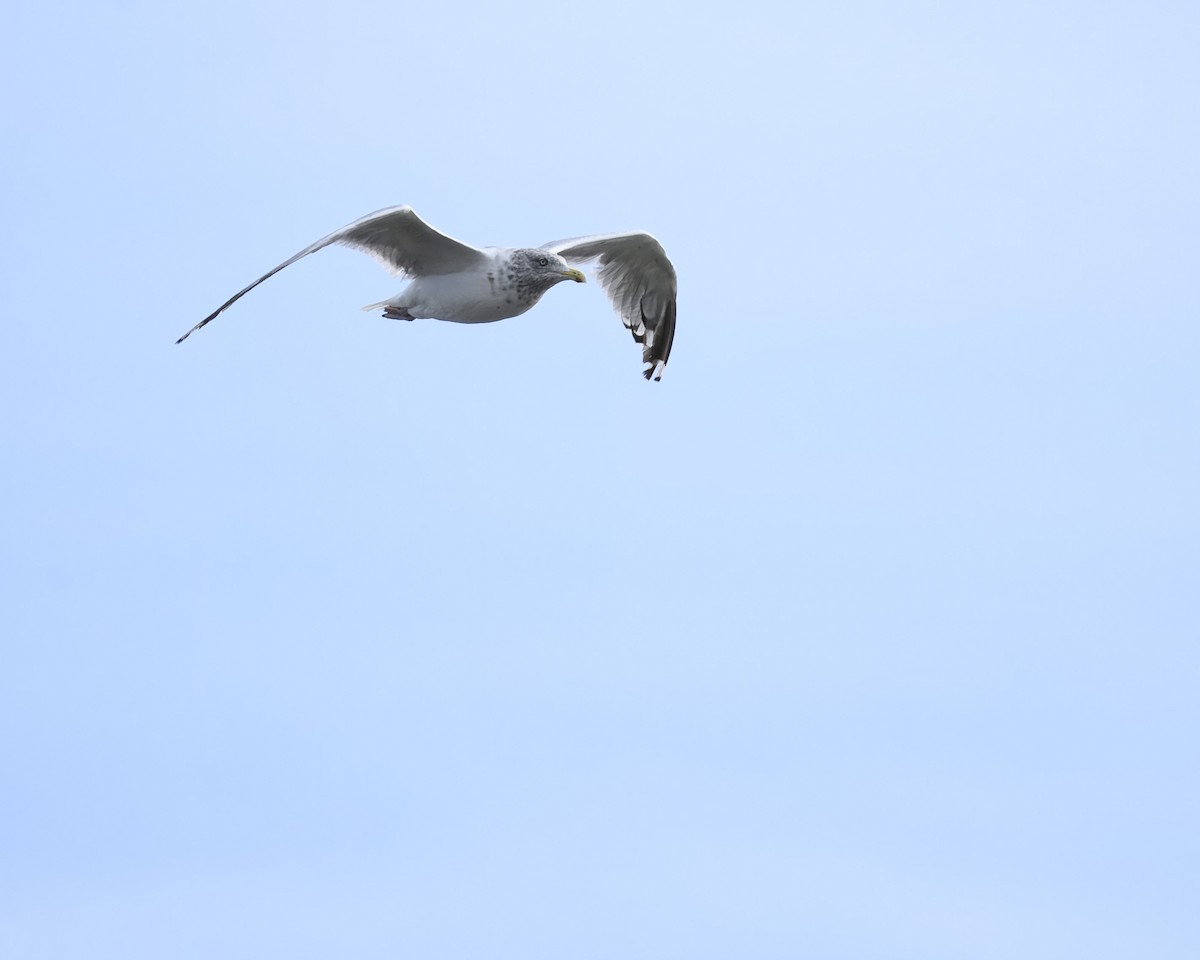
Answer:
[{"left": 401, "top": 253, "right": 534, "bottom": 324}]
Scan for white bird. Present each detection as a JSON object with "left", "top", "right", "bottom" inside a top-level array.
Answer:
[{"left": 176, "top": 205, "right": 678, "bottom": 381}]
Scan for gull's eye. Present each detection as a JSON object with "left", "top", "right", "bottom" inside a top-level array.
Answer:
[{"left": 538, "top": 257, "right": 548, "bottom": 266}]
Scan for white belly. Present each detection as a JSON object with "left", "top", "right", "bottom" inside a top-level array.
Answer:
[{"left": 401, "top": 269, "right": 534, "bottom": 324}]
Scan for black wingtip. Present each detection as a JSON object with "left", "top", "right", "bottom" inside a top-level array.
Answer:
[{"left": 175, "top": 316, "right": 212, "bottom": 344}]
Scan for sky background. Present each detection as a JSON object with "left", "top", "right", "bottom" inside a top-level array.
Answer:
[{"left": 2, "top": 1, "right": 1198, "bottom": 957}]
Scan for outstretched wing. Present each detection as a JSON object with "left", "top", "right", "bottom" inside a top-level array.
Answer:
[
  {"left": 176, "top": 206, "right": 488, "bottom": 343},
  {"left": 543, "top": 232, "right": 677, "bottom": 381}
]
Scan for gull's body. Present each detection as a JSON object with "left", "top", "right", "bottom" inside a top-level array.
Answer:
[
  {"left": 176, "top": 205, "right": 678, "bottom": 380},
  {"left": 367, "top": 252, "right": 545, "bottom": 324}
]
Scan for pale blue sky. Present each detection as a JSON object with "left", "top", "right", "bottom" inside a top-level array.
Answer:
[{"left": 2, "top": 1, "right": 1198, "bottom": 957}]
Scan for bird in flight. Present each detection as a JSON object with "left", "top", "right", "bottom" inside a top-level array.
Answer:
[{"left": 176, "top": 205, "right": 678, "bottom": 381}]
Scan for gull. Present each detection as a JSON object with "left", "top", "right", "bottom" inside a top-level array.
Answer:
[{"left": 176, "top": 205, "right": 678, "bottom": 380}]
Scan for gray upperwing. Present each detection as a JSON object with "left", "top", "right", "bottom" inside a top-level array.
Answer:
[
  {"left": 177, "top": 205, "right": 488, "bottom": 343},
  {"left": 544, "top": 231, "right": 678, "bottom": 380}
]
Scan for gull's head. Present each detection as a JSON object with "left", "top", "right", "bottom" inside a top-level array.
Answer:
[{"left": 513, "top": 248, "right": 586, "bottom": 287}]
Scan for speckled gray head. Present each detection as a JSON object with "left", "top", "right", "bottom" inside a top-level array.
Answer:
[{"left": 506, "top": 248, "right": 587, "bottom": 296}]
